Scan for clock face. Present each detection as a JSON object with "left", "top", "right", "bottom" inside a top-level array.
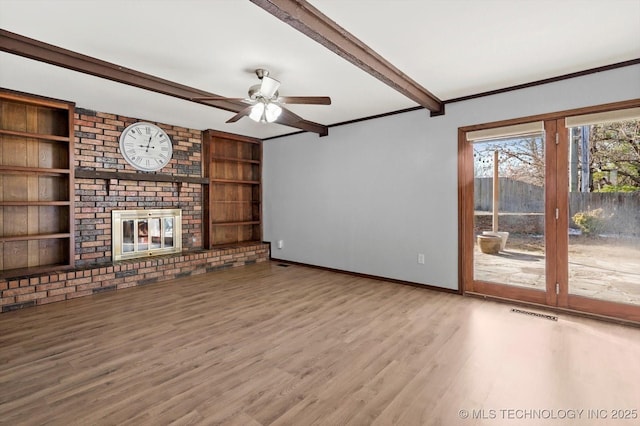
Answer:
[{"left": 119, "top": 122, "right": 173, "bottom": 171}]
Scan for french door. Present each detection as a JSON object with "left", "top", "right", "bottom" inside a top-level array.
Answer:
[{"left": 459, "top": 101, "right": 640, "bottom": 322}]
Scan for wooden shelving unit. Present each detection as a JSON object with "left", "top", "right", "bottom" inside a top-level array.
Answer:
[
  {"left": 0, "top": 90, "right": 75, "bottom": 276},
  {"left": 202, "top": 130, "right": 262, "bottom": 248}
]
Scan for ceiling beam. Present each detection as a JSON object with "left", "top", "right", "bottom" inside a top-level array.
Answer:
[
  {"left": 250, "top": 0, "right": 444, "bottom": 115},
  {"left": 0, "top": 29, "right": 329, "bottom": 136}
]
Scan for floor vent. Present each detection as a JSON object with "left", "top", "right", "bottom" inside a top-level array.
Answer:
[
  {"left": 277, "top": 263, "right": 291, "bottom": 268},
  {"left": 511, "top": 308, "right": 558, "bottom": 321}
]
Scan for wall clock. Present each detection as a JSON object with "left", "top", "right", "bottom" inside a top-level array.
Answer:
[{"left": 119, "top": 122, "right": 173, "bottom": 171}]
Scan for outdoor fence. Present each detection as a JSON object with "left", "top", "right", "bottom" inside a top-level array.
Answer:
[
  {"left": 475, "top": 178, "right": 544, "bottom": 212},
  {"left": 475, "top": 178, "right": 640, "bottom": 235}
]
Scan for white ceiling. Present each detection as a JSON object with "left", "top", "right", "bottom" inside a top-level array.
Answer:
[{"left": 1, "top": 0, "right": 639, "bottom": 139}]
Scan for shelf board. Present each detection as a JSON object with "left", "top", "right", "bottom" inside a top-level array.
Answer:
[
  {"left": 211, "top": 156, "right": 260, "bottom": 164},
  {"left": 0, "top": 233, "right": 71, "bottom": 242},
  {"left": 211, "top": 200, "right": 261, "bottom": 204},
  {"left": 0, "top": 201, "right": 71, "bottom": 206},
  {"left": 0, "top": 128, "right": 70, "bottom": 143},
  {"left": 0, "top": 165, "right": 70, "bottom": 175},
  {"left": 211, "top": 221, "right": 261, "bottom": 226},
  {"left": 0, "top": 263, "right": 73, "bottom": 279},
  {"left": 209, "top": 240, "right": 263, "bottom": 249},
  {"left": 210, "top": 178, "right": 260, "bottom": 185}
]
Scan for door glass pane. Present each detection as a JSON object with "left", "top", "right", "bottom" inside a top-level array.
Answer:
[
  {"left": 567, "top": 119, "right": 640, "bottom": 305},
  {"left": 473, "top": 133, "right": 546, "bottom": 290}
]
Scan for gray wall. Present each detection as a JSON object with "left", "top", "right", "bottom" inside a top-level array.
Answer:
[{"left": 262, "top": 65, "right": 640, "bottom": 290}]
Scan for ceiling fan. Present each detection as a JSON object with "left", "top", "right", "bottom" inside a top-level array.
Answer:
[{"left": 193, "top": 69, "right": 331, "bottom": 125}]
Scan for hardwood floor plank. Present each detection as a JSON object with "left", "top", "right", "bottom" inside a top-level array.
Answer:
[{"left": 1, "top": 261, "right": 639, "bottom": 425}]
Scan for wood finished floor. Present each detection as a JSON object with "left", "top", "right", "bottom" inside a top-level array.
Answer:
[{"left": 1, "top": 261, "right": 639, "bottom": 426}]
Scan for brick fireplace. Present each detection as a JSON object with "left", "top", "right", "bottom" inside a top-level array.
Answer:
[
  {"left": 0, "top": 106, "right": 269, "bottom": 313},
  {"left": 73, "top": 109, "right": 203, "bottom": 266}
]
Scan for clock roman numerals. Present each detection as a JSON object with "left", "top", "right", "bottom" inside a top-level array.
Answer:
[{"left": 119, "top": 122, "right": 173, "bottom": 171}]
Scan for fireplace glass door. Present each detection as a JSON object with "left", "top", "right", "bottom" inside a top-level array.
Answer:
[
  {"left": 123, "top": 220, "right": 135, "bottom": 252},
  {"left": 163, "top": 218, "right": 174, "bottom": 247},
  {"left": 112, "top": 209, "right": 181, "bottom": 261}
]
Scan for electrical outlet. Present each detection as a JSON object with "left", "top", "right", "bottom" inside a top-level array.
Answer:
[
  {"left": 417, "top": 253, "right": 425, "bottom": 264},
  {"left": 277, "top": 240, "right": 284, "bottom": 249}
]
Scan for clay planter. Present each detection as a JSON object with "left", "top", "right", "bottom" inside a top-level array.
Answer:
[
  {"left": 477, "top": 235, "right": 501, "bottom": 254},
  {"left": 482, "top": 231, "right": 509, "bottom": 251}
]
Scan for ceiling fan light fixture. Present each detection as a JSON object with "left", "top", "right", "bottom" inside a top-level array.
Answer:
[
  {"left": 249, "top": 100, "right": 282, "bottom": 123},
  {"left": 265, "top": 102, "right": 282, "bottom": 123},
  {"left": 249, "top": 102, "right": 265, "bottom": 122}
]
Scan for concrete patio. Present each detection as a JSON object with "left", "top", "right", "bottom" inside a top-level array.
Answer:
[{"left": 474, "top": 234, "right": 640, "bottom": 306}]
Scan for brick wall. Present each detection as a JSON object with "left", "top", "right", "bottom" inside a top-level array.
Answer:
[
  {"left": 1, "top": 245, "right": 270, "bottom": 312},
  {"left": 74, "top": 109, "right": 203, "bottom": 265},
  {"left": 1, "top": 107, "right": 269, "bottom": 313}
]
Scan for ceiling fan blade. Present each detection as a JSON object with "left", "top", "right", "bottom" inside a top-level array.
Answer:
[
  {"left": 278, "top": 96, "right": 331, "bottom": 105},
  {"left": 226, "top": 105, "right": 253, "bottom": 123},
  {"left": 260, "top": 75, "right": 280, "bottom": 99},
  {"left": 276, "top": 106, "right": 328, "bottom": 136},
  {"left": 277, "top": 105, "right": 307, "bottom": 124},
  {"left": 192, "top": 96, "right": 245, "bottom": 101}
]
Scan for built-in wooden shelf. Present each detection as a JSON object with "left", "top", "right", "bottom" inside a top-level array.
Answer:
[
  {"left": 210, "top": 156, "right": 261, "bottom": 164},
  {"left": 212, "top": 221, "right": 261, "bottom": 227},
  {"left": 210, "top": 178, "right": 260, "bottom": 185},
  {"left": 213, "top": 200, "right": 261, "bottom": 204},
  {"left": 0, "top": 128, "right": 70, "bottom": 143},
  {"left": 203, "top": 130, "right": 262, "bottom": 248},
  {"left": 0, "top": 165, "right": 71, "bottom": 175},
  {"left": 209, "top": 240, "right": 262, "bottom": 249},
  {"left": 0, "top": 201, "right": 71, "bottom": 206},
  {"left": 0, "top": 89, "right": 75, "bottom": 274},
  {"left": 0, "top": 263, "right": 73, "bottom": 279},
  {"left": 0, "top": 233, "right": 71, "bottom": 243}
]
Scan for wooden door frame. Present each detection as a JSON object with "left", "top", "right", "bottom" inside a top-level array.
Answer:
[
  {"left": 553, "top": 118, "right": 570, "bottom": 308},
  {"left": 544, "top": 119, "right": 560, "bottom": 307},
  {"left": 458, "top": 99, "right": 640, "bottom": 322},
  {"left": 458, "top": 121, "right": 550, "bottom": 305}
]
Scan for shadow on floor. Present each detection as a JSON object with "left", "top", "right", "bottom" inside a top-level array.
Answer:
[{"left": 494, "top": 250, "right": 544, "bottom": 262}]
